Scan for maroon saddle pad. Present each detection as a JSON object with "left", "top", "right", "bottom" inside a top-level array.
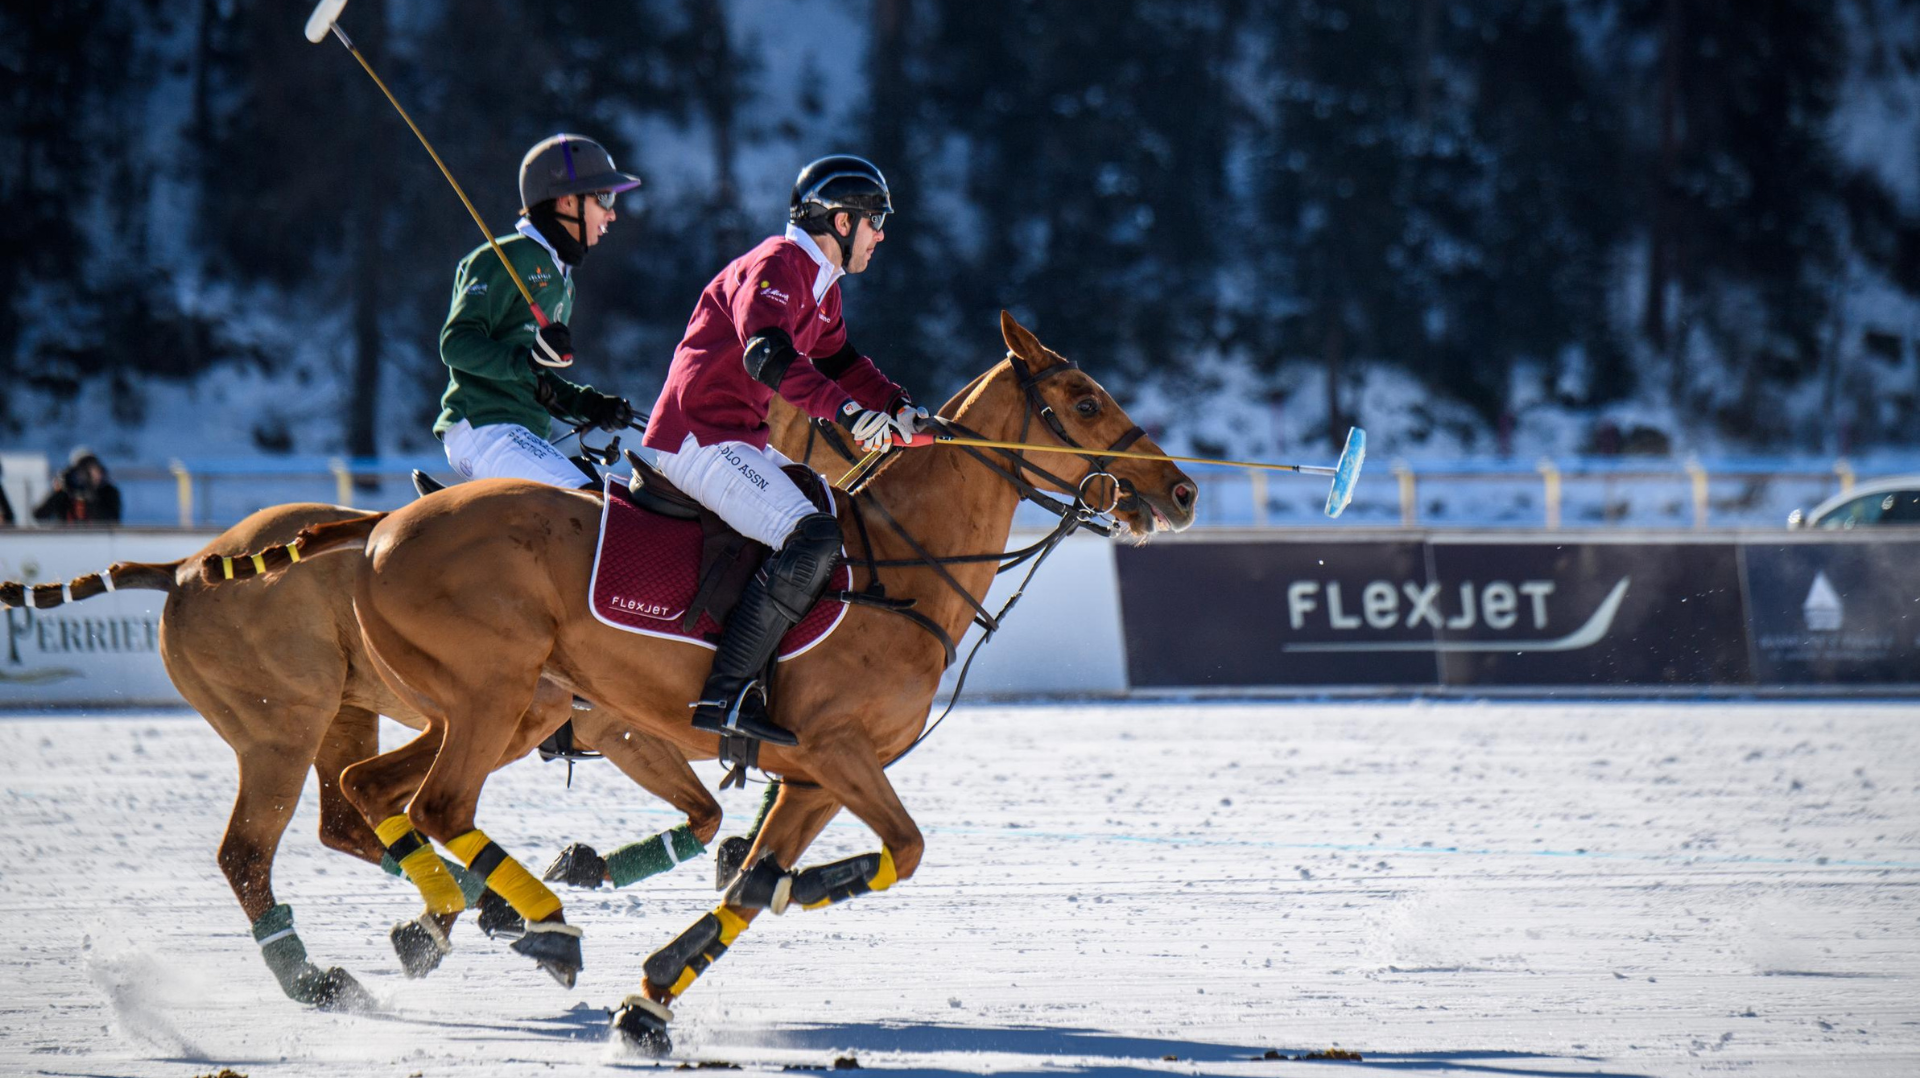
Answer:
[{"left": 588, "top": 473, "right": 850, "bottom": 659}]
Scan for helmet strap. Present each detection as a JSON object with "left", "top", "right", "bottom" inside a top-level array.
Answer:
[
  {"left": 828, "top": 211, "right": 856, "bottom": 268},
  {"left": 529, "top": 199, "right": 589, "bottom": 266},
  {"left": 565, "top": 195, "right": 591, "bottom": 264}
]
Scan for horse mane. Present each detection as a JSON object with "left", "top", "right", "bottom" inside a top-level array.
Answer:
[{"left": 851, "top": 356, "right": 1015, "bottom": 495}]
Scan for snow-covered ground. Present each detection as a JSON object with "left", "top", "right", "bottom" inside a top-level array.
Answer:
[{"left": 1, "top": 701, "right": 1916, "bottom": 1077}]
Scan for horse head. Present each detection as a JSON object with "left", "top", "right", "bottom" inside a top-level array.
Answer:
[{"left": 992, "top": 311, "right": 1197, "bottom": 539}]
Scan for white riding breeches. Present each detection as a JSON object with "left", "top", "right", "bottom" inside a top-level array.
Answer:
[
  {"left": 442, "top": 419, "right": 592, "bottom": 489},
  {"left": 652, "top": 433, "right": 817, "bottom": 549}
]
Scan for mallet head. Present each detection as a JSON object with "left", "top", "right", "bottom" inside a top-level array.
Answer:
[
  {"left": 305, "top": 0, "right": 350, "bottom": 44},
  {"left": 1324, "top": 427, "right": 1366, "bottom": 518}
]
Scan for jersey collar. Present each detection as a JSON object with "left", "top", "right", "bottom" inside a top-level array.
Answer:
[
  {"left": 784, "top": 224, "right": 844, "bottom": 304},
  {"left": 515, "top": 216, "right": 571, "bottom": 280}
]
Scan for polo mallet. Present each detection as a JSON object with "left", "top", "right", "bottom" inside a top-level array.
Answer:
[
  {"left": 839, "top": 425, "right": 1367, "bottom": 518},
  {"left": 303, "top": 0, "right": 571, "bottom": 364}
]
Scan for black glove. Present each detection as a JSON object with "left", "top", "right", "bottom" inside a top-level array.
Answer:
[
  {"left": 530, "top": 321, "right": 574, "bottom": 368},
  {"left": 582, "top": 393, "right": 635, "bottom": 432}
]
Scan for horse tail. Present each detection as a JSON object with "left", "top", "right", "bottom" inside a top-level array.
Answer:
[
  {"left": 0, "top": 560, "right": 183, "bottom": 611},
  {"left": 197, "top": 510, "right": 389, "bottom": 586}
]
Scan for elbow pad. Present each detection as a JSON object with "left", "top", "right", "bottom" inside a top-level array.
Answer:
[{"left": 743, "top": 327, "right": 800, "bottom": 389}]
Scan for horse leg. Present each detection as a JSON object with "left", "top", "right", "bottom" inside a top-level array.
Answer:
[
  {"left": 611, "top": 782, "right": 843, "bottom": 1054},
  {"left": 542, "top": 708, "right": 724, "bottom": 891},
  {"left": 728, "top": 728, "right": 925, "bottom": 916},
  {"left": 313, "top": 705, "right": 385, "bottom": 867},
  {"left": 404, "top": 684, "right": 586, "bottom": 989},
  {"left": 216, "top": 709, "right": 372, "bottom": 1009},
  {"left": 339, "top": 727, "right": 473, "bottom": 978}
]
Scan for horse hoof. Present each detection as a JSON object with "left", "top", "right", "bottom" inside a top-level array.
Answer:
[
  {"left": 477, "top": 890, "right": 526, "bottom": 940},
  {"left": 390, "top": 915, "right": 451, "bottom": 979},
  {"left": 611, "top": 996, "right": 673, "bottom": 1057},
  {"left": 714, "top": 835, "right": 751, "bottom": 891},
  {"left": 511, "top": 920, "right": 583, "bottom": 989},
  {"left": 308, "top": 967, "right": 377, "bottom": 1012},
  {"left": 544, "top": 842, "right": 607, "bottom": 889}
]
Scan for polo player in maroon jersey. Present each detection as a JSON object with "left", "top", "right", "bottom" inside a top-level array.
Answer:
[{"left": 641, "top": 155, "right": 927, "bottom": 746}]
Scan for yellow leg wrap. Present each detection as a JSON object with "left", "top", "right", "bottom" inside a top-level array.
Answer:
[
  {"left": 666, "top": 966, "right": 699, "bottom": 999},
  {"left": 658, "top": 905, "right": 751, "bottom": 1001},
  {"left": 375, "top": 815, "right": 466, "bottom": 916},
  {"left": 220, "top": 556, "right": 234, "bottom": 580},
  {"left": 870, "top": 847, "right": 898, "bottom": 892},
  {"left": 714, "top": 904, "right": 749, "bottom": 945},
  {"left": 250, "top": 552, "right": 267, "bottom": 575},
  {"left": 799, "top": 847, "right": 899, "bottom": 911},
  {"left": 446, "top": 829, "right": 562, "bottom": 923},
  {"left": 286, "top": 543, "right": 301, "bottom": 563}
]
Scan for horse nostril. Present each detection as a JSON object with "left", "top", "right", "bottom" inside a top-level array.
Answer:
[{"left": 1172, "top": 483, "right": 1195, "bottom": 511}]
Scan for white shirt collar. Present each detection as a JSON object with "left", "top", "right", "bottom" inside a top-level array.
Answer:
[
  {"left": 515, "top": 216, "right": 571, "bottom": 280},
  {"left": 784, "top": 224, "right": 843, "bottom": 303}
]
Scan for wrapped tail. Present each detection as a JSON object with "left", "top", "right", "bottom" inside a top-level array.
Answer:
[
  {"left": 198, "top": 511, "right": 388, "bottom": 585},
  {"left": 1, "top": 560, "right": 182, "bottom": 610}
]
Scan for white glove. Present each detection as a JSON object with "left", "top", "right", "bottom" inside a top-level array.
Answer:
[{"left": 840, "top": 398, "right": 926, "bottom": 453}]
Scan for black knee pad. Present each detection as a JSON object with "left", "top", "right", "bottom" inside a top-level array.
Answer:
[{"left": 764, "top": 511, "right": 841, "bottom": 620}]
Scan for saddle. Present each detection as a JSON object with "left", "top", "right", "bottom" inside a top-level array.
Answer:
[{"left": 587, "top": 453, "right": 850, "bottom": 656}]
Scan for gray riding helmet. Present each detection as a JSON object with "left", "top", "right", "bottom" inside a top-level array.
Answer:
[{"left": 518, "top": 134, "right": 643, "bottom": 212}]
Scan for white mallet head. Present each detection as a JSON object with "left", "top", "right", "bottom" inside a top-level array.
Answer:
[{"left": 305, "top": 0, "right": 350, "bottom": 44}]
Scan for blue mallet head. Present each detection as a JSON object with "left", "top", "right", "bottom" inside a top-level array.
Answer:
[{"left": 1324, "top": 427, "right": 1365, "bottom": 518}]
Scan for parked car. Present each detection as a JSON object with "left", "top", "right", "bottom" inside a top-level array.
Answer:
[{"left": 1788, "top": 476, "right": 1920, "bottom": 529}]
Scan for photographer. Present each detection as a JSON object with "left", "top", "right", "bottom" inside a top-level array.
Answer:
[{"left": 34, "top": 448, "right": 122, "bottom": 525}]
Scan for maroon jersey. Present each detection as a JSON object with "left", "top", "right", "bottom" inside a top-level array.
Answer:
[{"left": 644, "top": 226, "right": 904, "bottom": 452}]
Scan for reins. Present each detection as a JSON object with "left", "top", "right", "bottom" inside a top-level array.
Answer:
[{"left": 779, "top": 354, "right": 1129, "bottom": 782}]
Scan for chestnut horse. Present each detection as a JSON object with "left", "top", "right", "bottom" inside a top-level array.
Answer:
[
  {"left": 0, "top": 506, "right": 729, "bottom": 1007},
  {"left": 219, "top": 312, "right": 1194, "bottom": 1049},
  {"left": 0, "top": 403, "right": 851, "bottom": 1008}
]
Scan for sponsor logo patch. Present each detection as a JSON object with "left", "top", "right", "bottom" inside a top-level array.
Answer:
[
  {"left": 1803, "top": 571, "right": 1843, "bottom": 631},
  {"left": 1280, "top": 577, "right": 1631, "bottom": 654},
  {"left": 758, "top": 280, "right": 791, "bottom": 305},
  {"left": 464, "top": 281, "right": 489, "bottom": 296}
]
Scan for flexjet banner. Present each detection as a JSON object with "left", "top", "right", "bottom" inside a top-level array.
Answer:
[{"left": 1114, "top": 535, "right": 1912, "bottom": 690}]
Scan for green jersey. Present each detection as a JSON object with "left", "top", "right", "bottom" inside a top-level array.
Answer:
[{"left": 433, "top": 226, "right": 604, "bottom": 438}]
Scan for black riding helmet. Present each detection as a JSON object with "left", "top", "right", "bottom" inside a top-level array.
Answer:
[
  {"left": 790, "top": 155, "right": 892, "bottom": 264},
  {"left": 519, "top": 134, "right": 642, "bottom": 265}
]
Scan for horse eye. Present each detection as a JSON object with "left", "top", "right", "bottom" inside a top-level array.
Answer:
[{"left": 1075, "top": 397, "right": 1100, "bottom": 418}]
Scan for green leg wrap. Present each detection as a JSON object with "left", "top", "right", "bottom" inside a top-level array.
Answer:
[
  {"left": 746, "top": 781, "right": 780, "bottom": 842},
  {"left": 380, "top": 852, "right": 403, "bottom": 877},
  {"left": 606, "top": 823, "right": 706, "bottom": 888},
  {"left": 251, "top": 904, "right": 371, "bottom": 1010},
  {"left": 447, "top": 860, "right": 488, "bottom": 905},
  {"left": 252, "top": 904, "right": 326, "bottom": 1004}
]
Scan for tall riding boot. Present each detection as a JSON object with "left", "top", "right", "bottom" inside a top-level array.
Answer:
[
  {"left": 690, "top": 573, "right": 799, "bottom": 744},
  {"left": 689, "top": 511, "right": 841, "bottom": 746}
]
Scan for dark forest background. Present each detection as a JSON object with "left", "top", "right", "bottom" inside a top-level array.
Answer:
[{"left": 4, "top": 0, "right": 1918, "bottom": 461}]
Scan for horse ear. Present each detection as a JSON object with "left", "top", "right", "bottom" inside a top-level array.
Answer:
[{"left": 1000, "top": 310, "right": 1043, "bottom": 361}]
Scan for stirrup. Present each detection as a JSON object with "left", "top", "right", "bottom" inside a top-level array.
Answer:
[{"left": 690, "top": 681, "right": 797, "bottom": 747}]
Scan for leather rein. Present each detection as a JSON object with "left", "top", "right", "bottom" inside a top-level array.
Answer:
[{"left": 789, "top": 353, "right": 1147, "bottom": 775}]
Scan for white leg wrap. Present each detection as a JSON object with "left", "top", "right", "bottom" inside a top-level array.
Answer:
[
  {"left": 620, "top": 994, "right": 674, "bottom": 1023},
  {"left": 415, "top": 911, "right": 453, "bottom": 956},
  {"left": 523, "top": 919, "right": 583, "bottom": 939},
  {"left": 100, "top": 571, "right": 115, "bottom": 592}
]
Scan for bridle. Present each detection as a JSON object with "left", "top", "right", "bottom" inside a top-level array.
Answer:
[{"left": 788, "top": 352, "right": 1152, "bottom": 776}]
